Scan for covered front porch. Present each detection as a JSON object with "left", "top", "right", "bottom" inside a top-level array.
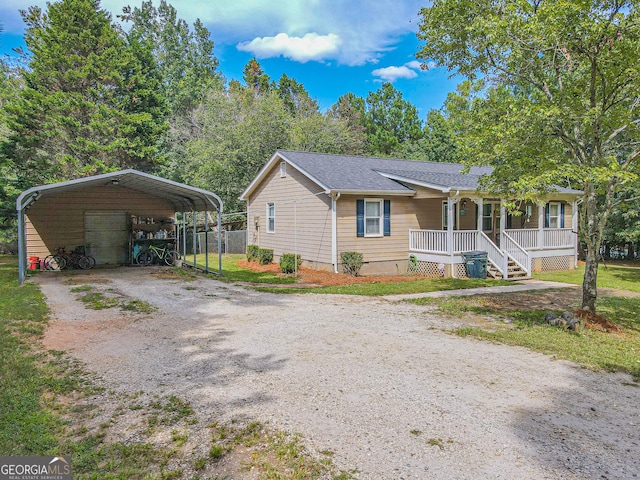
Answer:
[{"left": 408, "top": 197, "right": 579, "bottom": 279}]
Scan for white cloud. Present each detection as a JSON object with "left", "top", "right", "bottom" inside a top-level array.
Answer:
[
  {"left": 371, "top": 65, "right": 418, "bottom": 82},
  {"left": 1, "top": 0, "right": 427, "bottom": 66},
  {"left": 237, "top": 32, "right": 342, "bottom": 63}
]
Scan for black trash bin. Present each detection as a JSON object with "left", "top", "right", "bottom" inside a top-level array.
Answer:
[{"left": 461, "top": 251, "right": 488, "bottom": 279}]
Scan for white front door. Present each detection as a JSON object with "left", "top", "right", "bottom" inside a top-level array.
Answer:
[{"left": 482, "top": 202, "right": 501, "bottom": 243}]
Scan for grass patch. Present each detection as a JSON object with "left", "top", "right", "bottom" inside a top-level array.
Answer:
[
  {"left": 193, "top": 254, "right": 298, "bottom": 284},
  {"left": 70, "top": 284, "right": 93, "bottom": 293},
  {"left": 420, "top": 292, "right": 640, "bottom": 380},
  {"left": 78, "top": 292, "right": 120, "bottom": 310},
  {"left": 534, "top": 262, "right": 640, "bottom": 293},
  {"left": 119, "top": 299, "right": 157, "bottom": 314},
  {"left": 257, "top": 277, "right": 511, "bottom": 296}
]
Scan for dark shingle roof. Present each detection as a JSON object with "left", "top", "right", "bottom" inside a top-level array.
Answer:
[
  {"left": 241, "top": 150, "right": 583, "bottom": 198},
  {"left": 277, "top": 150, "right": 493, "bottom": 192}
]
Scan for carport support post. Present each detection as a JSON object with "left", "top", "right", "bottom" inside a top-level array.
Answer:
[
  {"left": 182, "top": 212, "right": 187, "bottom": 261},
  {"left": 192, "top": 211, "right": 197, "bottom": 268},
  {"left": 204, "top": 211, "right": 209, "bottom": 273},
  {"left": 217, "top": 209, "right": 222, "bottom": 274},
  {"left": 17, "top": 207, "right": 26, "bottom": 285}
]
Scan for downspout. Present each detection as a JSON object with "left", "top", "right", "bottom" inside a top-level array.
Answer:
[{"left": 331, "top": 191, "right": 340, "bottom": 273}]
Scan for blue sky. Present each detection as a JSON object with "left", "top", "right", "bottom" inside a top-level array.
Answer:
[{"left": 0, "top": 0, "right": 461, "bottom": 116}]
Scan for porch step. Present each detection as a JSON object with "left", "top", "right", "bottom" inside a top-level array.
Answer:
[{"left": 486, "top": 259, "right": 528, "bottom": 280}]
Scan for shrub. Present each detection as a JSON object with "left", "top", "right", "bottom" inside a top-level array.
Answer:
[
  {"left": 246, "top": 245, "right": 260, "bottom": 262},
  {"left": 341, "top": 251, "right": 363, "bottom": 276},
  {"left": 257, "top": 248, "right": 273, "bottom": 265},
  {"left": 280, "top": 253, "right": 302, "bottom": 274}
]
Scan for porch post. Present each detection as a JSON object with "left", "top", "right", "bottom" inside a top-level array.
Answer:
[
  {"left": 447, "top": 197, "right": 455, "bottom": 277},
  {"left": 572, "top": 200, "right": 579, "bottom": 268},
  {"left": 476, "top": 198, "right": 483, "bottom": 233},
  {"left": 500, "top": 200, "right": 508, "bottom": 279},
  {"left": 537, "top": 202, "right": 545, "bottom": 249}
]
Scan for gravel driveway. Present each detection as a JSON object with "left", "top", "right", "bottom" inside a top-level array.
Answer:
[{"left": 37, "top": 268, "right": 639, "bottom": 479}]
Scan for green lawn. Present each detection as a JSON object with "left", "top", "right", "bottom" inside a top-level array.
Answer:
[
  {"left": 191, "top": 253, "right": 297, "bottom": 284},
  {"left": 256, "top": 277, "right": 512, "bottom": 296},
  {"left": 188, "top": 253, "right": 512, "bottom": 295},
  {"left": 413, "top": 287, "right": 640, "bottom": 380},
  {"left": 534, "top": 262, "right": 640, "bottom": 293}
]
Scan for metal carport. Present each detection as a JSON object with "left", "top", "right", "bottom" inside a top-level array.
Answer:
[{"left": 16, "top": 169, "right": 223, "bottom": 284}]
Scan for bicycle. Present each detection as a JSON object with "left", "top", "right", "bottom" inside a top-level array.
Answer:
[
  {"left": 44, "top": 246, "right": 96, "bottom": 270},
  {"left": 135, "top": 243, "right": 180, "bottom": 266}
]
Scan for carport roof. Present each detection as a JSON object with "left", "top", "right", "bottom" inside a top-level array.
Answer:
[{"left": 16, "top": 169, "right": 223, "bottom": 212}]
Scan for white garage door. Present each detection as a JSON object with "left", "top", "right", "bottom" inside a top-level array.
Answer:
[{"left": 85, "top": 212, "right": 128, "bottom": 265}]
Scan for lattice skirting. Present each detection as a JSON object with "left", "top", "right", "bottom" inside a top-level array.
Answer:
[
  {"left": 455, "top": 263, "right": 469, "bottom": 279},
  {"left": 409, "top": 260, "right": 445, "bottom": 278},
  {"left": 540, "top": 256, "right": 572, "bottom": 272},
  {"left": 408, "top": 260, "right": 469, "bottom": 278}
]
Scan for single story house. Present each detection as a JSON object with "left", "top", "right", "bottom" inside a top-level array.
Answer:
[
  {"left": 17, "top": 169, "right": 223, "bottom": 284},
  {"left": 240, "top": 150, "right": 582, "bottom": 279}
]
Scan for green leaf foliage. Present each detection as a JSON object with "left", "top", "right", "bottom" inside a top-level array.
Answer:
[
  {"left": 418, "top": 0, "right": 640, "bottom": 310},
  {"left": 4, "top": 0, "right": 167, "bottom": 184}
]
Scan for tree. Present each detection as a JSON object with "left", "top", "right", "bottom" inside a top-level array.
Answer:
[
  {"left": 277, "top": 73, "right": 318, "bottom": 116},
  {"left": 417, "top": 0, "right": 640, "bottom": 312},
  {"left": 243, "top": 58, "right": 273, "bottom": 97},
  {"left": 3, "top": 0, "right": 167, "bottom": 183},
  {"left": 364, "top": 82, "right": 423, "bottom": 155},
  {"left": 394, "top": 109, "right": 460, "bottom": 163},
  {"left": 120, "top": 0, "right": 221, "bottom": 114}
]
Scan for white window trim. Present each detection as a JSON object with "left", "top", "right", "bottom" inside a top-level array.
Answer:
[
  {"left": 280, "top": 161, "right": 286, "bottom": 178},
  {"left": 364, "top": 199, "right": 383, "bottom": 237},
  {"left": 266, "top": 202, "right": 275, "bottom": 233},
  {"left": 548, "top": 201, "right": 561, "bottom": 229}
]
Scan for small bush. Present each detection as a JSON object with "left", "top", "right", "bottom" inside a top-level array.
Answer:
[
  {"left": 341, "top": 251, "right": 363, "bottom": 276},
  {"left": 246, "top": 245, "right": 260, "bottom": 262},
  {"left": 280, "top": 254, "right": 301, "bottom": 274},
  {"left": 257, "top": 248, "right": 273, "bottom": 265}
]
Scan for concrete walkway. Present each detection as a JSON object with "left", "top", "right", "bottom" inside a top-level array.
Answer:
[{"left": 382, "top": 279, "right": 577, "bottom": 302}]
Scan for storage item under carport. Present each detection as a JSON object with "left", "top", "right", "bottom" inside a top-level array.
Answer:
[{"left": 461, "top": 251, "right": 488, "bottom": 279}]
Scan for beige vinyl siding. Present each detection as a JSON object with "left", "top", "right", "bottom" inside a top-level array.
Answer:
[
  {"left": 26, "top": 185, "right": 174, "bottom": 259},
  {"left": 247, "top": 162, "right": 332, "bottom": 267},
  {"left": 337, "top": 195, "right": 421, "bottom": 264}
]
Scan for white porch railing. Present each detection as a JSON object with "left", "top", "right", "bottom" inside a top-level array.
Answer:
[
  {"left": 477, "top": 231, "right": 507, "bottom": 276},
  {"left": 543, "top": 228, "right": 574, "bottom": 248},
  {"left": 505, "top": 228, "right": 574, "bottom": 249},
  {"left": 409, "top": 230, "right": 447, "bottom": 253},
  {"left": 453, "top": 231, "right": 477, "bottom": 253},
  {"left": 502, "top": 232, "right": 531, "bottom": 273}
]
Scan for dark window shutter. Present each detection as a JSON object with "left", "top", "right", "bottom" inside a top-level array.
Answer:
[
  {"left": 544, "top": 203, "right": 550, "bottom": 228},
  {"left": 383, "top": 200, "right": 391, "bottom": 236},
  {"left": 507, "top": 213, "right": 512, "bottom": 229},
  {"left": 560, "top": 203, "right": 565, "bottom": 228},
  {"left": 356, "top": 199, "right": 364, "bottom": 237}
]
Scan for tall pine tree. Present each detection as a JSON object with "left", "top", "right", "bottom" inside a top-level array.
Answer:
[{"left": 3, "top": 0, "right": 167, "bottom": 183}]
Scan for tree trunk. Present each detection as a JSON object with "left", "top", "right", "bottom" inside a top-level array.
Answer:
[{"left": 582, "top": 248, "right": 598, "bottom": 311}]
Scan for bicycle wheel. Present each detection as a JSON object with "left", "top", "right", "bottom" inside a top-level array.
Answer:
[
  {"left": 43, "top": 255, "right": 55, "bottom": 270},
  {"left": 164, "top": 250, "right": 180, "bottom": 266},
  {"left": 78, "top": 255, "right": 95, "bottom": 270},
  {"left": 136, "top": 251, "right": 153, "bottom": 266},
  {"left": 48, "top": 255, "right": 66, "bottom": 271}
]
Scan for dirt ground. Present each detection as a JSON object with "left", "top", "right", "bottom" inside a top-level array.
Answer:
[{"left": 36, "top": 267, "right": 640, "bottom": 479}]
